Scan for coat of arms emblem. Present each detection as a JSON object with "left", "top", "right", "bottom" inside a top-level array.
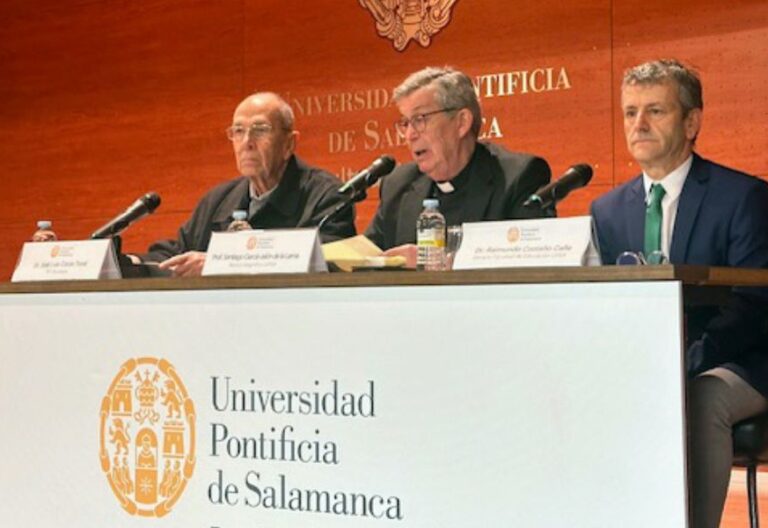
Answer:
[
  {"left": 359, "top": 0, "right": 460, "bottom": 51},
  {"left": 99, "top": 357, "right": 196, "bottom": 517}
]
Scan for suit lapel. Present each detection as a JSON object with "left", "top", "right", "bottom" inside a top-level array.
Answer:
[
  {"left": 626, "top": 176, "right": 646, "bottom": 254},
  {"left": 395, "top": 175, "right": 432, "bottom": 245},
  {"left": 670, "top": 154, "right": 708, "bottom": 263}
]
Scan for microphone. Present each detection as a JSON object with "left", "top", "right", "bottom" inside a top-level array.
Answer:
[
  {"left": 91, "top": 192, "right": 161, "bottom": 239},
  {"left": 523, "top": 163, "right": 593, "bottom": 210},
  {"left": 338, "top": 155, "right": 396, "bottom": 196}
]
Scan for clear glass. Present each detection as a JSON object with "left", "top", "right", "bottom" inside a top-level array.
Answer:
[
  {"left": 646, "top": 250, "right": 668, "bottom": 265},
  {"left": 445, "top": 225, "right": 463, "bottom": 270}
]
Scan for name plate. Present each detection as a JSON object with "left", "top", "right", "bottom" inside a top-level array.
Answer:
[
  {"left": 202, "top": 228, "right": 327, "bottom": 276},
  {"left": 453, "top": 216, "right": 601, "bottom": 270},
  {"left": 11, "top": 239, "right": 121, "bottom": 282}
]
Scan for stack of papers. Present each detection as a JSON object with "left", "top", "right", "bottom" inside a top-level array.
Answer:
[{"left": 322, "top": 235, "right": 406, "bottom": 271}]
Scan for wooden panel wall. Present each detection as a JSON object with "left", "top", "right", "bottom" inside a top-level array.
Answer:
[{"left": 0, "top": 0, "right": 766, "bottom": 281}]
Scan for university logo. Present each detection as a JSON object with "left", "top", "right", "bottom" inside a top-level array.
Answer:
[
  {"left": 246, "top": 235, "right": 258, "bottom": 251},
  {"left": 359, "top": 0, "right": 459, "bottom": 51},
  {"left": 507, "top": 227, "right": 521, "bottom": 244},
  {"left": 99, "top": 357, "right": 196, "bottom": 517}
]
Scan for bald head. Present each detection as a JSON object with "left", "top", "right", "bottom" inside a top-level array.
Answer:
[
  {"left": 233, "top": 92, "right": 295, "bottom": 131},
  {"left": 230, "top": 92, "right": 298, "bottom": 194}
]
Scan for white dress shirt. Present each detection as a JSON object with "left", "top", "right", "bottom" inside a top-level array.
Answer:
[{"left": 642, "top": 155, "right": 692, "bottom": 258}]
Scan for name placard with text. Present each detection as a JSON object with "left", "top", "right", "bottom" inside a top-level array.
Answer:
[
  {"left": 202, "top": 228, "right": 327, "bottom": 276},
  {"left": 453, "top": 216, "right": 600, "bottom": 270},
  {"left": 11, "top": 239, "right": 121, "bottom": 281}
]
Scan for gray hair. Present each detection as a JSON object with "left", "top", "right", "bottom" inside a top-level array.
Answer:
[
  {"left": 622, "top": 59, "right": 703, "bottom": 116},
  {"left": 393, "top": 66, "right": 482, "bottom": 138}
]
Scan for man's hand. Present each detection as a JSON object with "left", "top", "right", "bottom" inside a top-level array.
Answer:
[
  {"left": 159, "top": 251, "right": 207, "bottom": 277},
  {"left": 383, "top": 244, "right": 418, "bottom": 269}
]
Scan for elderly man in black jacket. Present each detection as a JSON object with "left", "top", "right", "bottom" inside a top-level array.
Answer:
[{"left": 141, "top": 92, "right": 355, "bottom": 276}]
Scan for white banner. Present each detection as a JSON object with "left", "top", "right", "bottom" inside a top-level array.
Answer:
[{"left": 0, "top": 281, "right": 686, "bottom": 527}]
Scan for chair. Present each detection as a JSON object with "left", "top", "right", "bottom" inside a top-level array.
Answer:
[{"left": 733, "top": 412, "right": 768, "bottom": 528}]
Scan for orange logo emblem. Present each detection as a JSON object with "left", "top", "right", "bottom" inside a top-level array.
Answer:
[
  {"left": 246, "top": 235, "right": 258, "bottom": 250},
  {"left": 507, "top": 227, "right": 521, "bottom": 244},
  {"left": 99, "top": 357, "right": 196, "bottom": 517},
  {"left": 359, "top": 0, "right": 460, "bottom": 51},
  {"left": 50, "top": 245, "right": 60, "bottom": 257}
]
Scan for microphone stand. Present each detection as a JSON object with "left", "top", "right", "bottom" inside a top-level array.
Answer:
[
  {"left": 523, "top": 196, "right": 557, "bottom": 218},
  {"left": 317, "top": 188, "right": 368, "bottom": 231},
  {"left": 110, "top": 235, "right": 122, "bottom": 255},
  {"left": 106, "top": 235, "right": 154, "bottom": 279}
]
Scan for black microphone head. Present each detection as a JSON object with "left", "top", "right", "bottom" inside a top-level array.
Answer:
[
  {"left": 532, "top": 163, "right": 594, "bottom": 208},
  {"left": 140, "top": 192, "right": 161, "bottom": 213},
  {"left": 374, "top": 155, "right": 396, "bottom": 174},
  {"left": 90, "top": 192, "right": 161, "bottom": 239},
  {"left": 364, "top": 155, "right": 396, "bottom": 187},
  {"left": 568, "top": 164, "right": 593, "bottom": 185}
]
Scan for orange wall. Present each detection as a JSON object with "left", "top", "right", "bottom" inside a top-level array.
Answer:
[{"left": 0, "top": 0, "right": 766, "bottom": 280}]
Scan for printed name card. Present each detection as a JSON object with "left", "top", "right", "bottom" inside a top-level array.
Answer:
[
  {"left": 12, "top": 239, "right": 122, "bottom": 282},
  {"left": 202, "top": 228, "right": 328, "bottom": 276},
  {"left": 452, "top": 216, "right": 601, "bottom": 270}
]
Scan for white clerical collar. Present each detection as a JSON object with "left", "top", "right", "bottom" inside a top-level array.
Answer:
[
  {"left": 436, "top": 181, "right": 455, "bottom": 193},
  {"left": 642, "top": 155, "right": 692, "bottom": 204}
]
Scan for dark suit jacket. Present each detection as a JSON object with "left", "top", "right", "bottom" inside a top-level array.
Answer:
[
  {"left": 364, "top": 142, "right": 552, "bottom": 249},
  {"left": 142, "top": 156, "right": 355, "bottom": 262},
  {"left": 591, "top": 153, "right": 768, "bottom": 396}
]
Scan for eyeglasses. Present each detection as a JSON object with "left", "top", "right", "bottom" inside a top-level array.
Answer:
[
  {"left": 225, "top": 123, "right": 290, "bottom": 142},
  {"left": 395, "top": 108, "right": 458, "bottom": 135},
  {"left": 615, "top": 250, "right": 669, "bottom": 266}
]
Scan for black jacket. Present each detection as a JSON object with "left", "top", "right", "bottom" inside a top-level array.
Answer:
[
  {"left": 364, "top": 142, "right": 552, "bottom": 249},
  {"left": 143, "top": 156, "right": 355, "bottom": 261}
]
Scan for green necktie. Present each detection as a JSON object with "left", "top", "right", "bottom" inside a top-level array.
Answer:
[{"left": 644, "top": 183, "right": 666, "bottom": 255}]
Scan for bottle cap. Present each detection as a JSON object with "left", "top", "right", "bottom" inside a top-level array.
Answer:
[
  {"left": 36, "top": 220, "right": 52, "bottom": 229},
  {"left": 422, "top": 198, "right": 439, "bottom": 208},
  {"left": 232, "top": 210, "right": 247, "bottom": 221}
]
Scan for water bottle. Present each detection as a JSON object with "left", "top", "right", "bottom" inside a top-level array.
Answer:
[
  {"left": 31, "top": 220, "right": 57, "bottom": 242},
  {"left": 226, "top": 210, "right": 251, "bottom": 232},
  {"left": 416, "top": 199, "right": 446, "bottom": 271}
]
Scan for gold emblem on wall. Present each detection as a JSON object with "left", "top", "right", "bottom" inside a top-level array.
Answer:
[
  {"left": 99, "top": 357, "right": 196, "bottom": 517},
  {"left": 359, "top": 0, "right": 459, "bottom": 51}
]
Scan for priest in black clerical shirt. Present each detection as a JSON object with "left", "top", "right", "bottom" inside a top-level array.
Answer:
[{"left": 365, "top": 66, "right": 551, "bottom": 265}]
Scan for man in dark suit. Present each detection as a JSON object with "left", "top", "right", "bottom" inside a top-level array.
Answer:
[
  {"left": 364, "top": 67, "right": 551, "bottom": 265},
  {"left": 591, "top": 59, "right": 768, "bottom": 528},
  {"left": 139, "top": 92, "right": 354, "bottom": 276}
]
